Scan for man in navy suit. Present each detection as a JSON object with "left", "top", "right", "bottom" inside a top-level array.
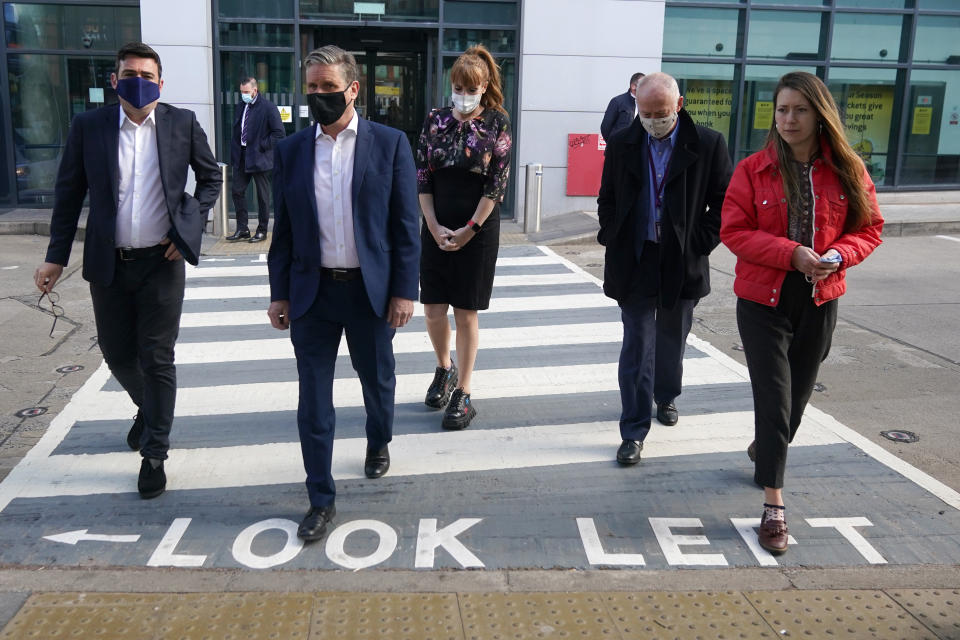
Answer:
[
  {"left": 226, "top": 76, "right": 284, "bottom": 243},
  {"left": 601, "top": 72, "right": 644, "bottom": 141},
  {"left": 267, "top": 45, "right": 420, "bottom": 542},
  {"left": 34, "top": 42, "right": 221, "bottom": 498}
]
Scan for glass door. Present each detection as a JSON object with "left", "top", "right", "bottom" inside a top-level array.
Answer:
[{"left": 356, "top": 50, "right": 427, "bottom": 150}]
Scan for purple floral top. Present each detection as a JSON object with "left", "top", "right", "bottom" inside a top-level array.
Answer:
[{"left": 416, "top": 106, "right": 512, "bottom": 202}]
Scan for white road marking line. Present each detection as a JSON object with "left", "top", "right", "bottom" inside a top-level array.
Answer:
[
  {"left": 175, "top": 322, "right": 625, "bottom": 364},
  {"left": 0, "top": 413, "right": 842, "bottom": 501},
  {"left": 77, "top": 357, "right": 744, "bottom": 420},
  {"left": 935, "top": 235, "right": 960, "bottom": 243},
  {"left": 179, "top": 294, "right": 617, "bottom": 328},
  {"left": 185, "top": 255, "right": 564, "bottom": 279}
]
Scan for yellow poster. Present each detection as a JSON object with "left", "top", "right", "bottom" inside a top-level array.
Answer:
[
  {"left": 278, "top": 105, "right": 292, "bottom": 123},
  {"left": 754, "top": 101, "right": 773, "bottom": 130},
  {"left": 841, "top": 85, "right": 894, "bottom": 182},
  {"left": 912, "top": 106, "right": 932, "bottom": 135},
  {"left": 683, "top": 81, "right": 732, "bottom": 137}
]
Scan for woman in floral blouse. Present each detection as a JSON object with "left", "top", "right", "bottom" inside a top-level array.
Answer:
[{"left": 416, "top": 44, "right": 512, "bottom": 430}]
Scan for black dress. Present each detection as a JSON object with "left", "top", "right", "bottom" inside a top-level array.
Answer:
[{"left": 416, "top": 107, "right": 512, "bottom": 310}]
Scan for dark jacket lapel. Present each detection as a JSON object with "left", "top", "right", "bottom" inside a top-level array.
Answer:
[
  {"left": 298, "top": 124, "right": 321, "bottom": 239},
  {"left": 104, "top": 104, "right": 120, "bottom": 210},
  {"left": 352, "top": 117, "right": 372, "bottom": 208},
  {"left": 153, "top": 103, "right": 172, "bottom": 208},
  {"left": 665, "top": 109, "right": 699, "bottom": 186}
]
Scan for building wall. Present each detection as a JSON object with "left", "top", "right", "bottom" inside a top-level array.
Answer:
[{"left": 515, "top": 0, "right": 665, "bottom": 221}]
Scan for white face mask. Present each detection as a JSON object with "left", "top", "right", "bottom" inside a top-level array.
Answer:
[
  {"left": 640, "top": 112, "right": 678, "bottom": 139},
  {"left": 452, "top": 90, "right": 482, "bottom": 115}
]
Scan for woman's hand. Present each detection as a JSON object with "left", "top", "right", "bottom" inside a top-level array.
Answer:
[
  {"left": 445, "top": 225, "right": 476, "bottom": 251},
  {"left": 792, "top": 246, "right": 841, "bottom": 282},
  {"left": 430, "top": 223, "right": 456, "bottom": 250}
]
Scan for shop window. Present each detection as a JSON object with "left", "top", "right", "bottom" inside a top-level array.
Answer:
[
  {"left": 752, "top": 0, "right": 823, "bottom": 5},
  {"left": 219, "top": 0, "right": 294, "bottom": 19},
  {"left": 442, "top": 28, "right": 514, "bottom": 53},
  {"left": 219, "top": 52, "right": 296, "bottom": 161},
  {"left": 219, "top": 23, "right": 294, "bottom": 48},
  {"left": 831, "top": 13, "right": 903, "bottom": 63},
  {"left": 828, "top": 68, "right": 898, "bottom": 186},
  {"left": 3, "top": 4, "right": 139, "bottom": 51},
  {"left": 901, "top": 69, "right": 960, "bottom": 186},
  {"left": 663, "top": 62, "right": 736, "bottom": 144},
  {"left": 835, "top": 0, "right": 905, "bottom": 7},
  {"left": 663, "top": 7, "right": 740, "bottom": 59},
  {"left": 443, "top": 1, "right": 516, "bottom": 25},
  {"left": 746, "top": 10, "right": 823, "bottom": 60},
  {"left": 299, "top": 0, "right": 439, "bottom": 21},
  {"left": 917, "top": 0, "right": 960, "bottom": 8},
  {"left": 914, "top": 15, "right": 960, "bottom": 65}
]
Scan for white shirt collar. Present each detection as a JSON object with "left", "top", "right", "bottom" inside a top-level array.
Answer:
[
  {"left": 119, "top": 106, "right": 157, "bottom": 129},
  {"left": 316, "top": 109, "right": 359, "bottom": 140}
]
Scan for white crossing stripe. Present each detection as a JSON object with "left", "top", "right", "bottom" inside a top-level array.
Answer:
[
  {"left": 175, "top": 322, "right": 625, "bottom": 363},
  {"left": 179, "top": 293, "right": 616, "bottom": 328}
]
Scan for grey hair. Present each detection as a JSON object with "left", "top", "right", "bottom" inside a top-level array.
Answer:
[
  {"left": 304, "top": 45, "right": 359, "bottom": 85},
  {"left": 636, "top": 72, "right": 680, "bottom": 101}
]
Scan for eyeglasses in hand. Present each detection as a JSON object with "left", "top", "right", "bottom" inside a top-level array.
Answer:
[{"left": 38, "top": 290, "right": 64, "bottom": 338}]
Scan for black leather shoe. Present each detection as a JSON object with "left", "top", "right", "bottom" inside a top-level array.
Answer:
[
  {"left": 425, "top": 364, "right": 458, "bottom": 409},
  {"left": 248, "top": 231, "right": 267, "bottom": 243},
  {"left": 137, "top": 458, "right": 166, "bottom": 499},
  {"left": 225, "top": 229, "right": 250, "bottom": 242},
  {"left": 442, "top": 388, "right": 476, "bottom": 430},
  {"left": 616, "top": 440, "right": 643, "bottom": 465},
  {"left": 298, "top": 504, "right": 336, "bottom": 541},
  {"left": 126, "top": 411, "right": 144, "bottom": 451},
  {"left": 364, "top": 445, "right": 390, "bottom": 479},
  {"left": 656, "top": 401, "right": 679, "bottom": 426}
]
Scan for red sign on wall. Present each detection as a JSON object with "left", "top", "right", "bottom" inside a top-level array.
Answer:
[{"left": 566, "top": 133, "right": 606, "bottom": 197}]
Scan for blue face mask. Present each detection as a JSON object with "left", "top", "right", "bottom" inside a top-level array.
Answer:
[
  {"left": 241, "top": 92, "right": 255, "bottom": 104},
  {"left": 115, "top": 76, "right": 160, "bottom": 109}
]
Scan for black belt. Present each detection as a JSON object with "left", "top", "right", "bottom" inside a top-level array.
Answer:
[
  {"left": 320, "top": 267, "right": 361, "bottom": 281},
  {"left": 117, "top": 244, "right": 165, "bottom": 261}
]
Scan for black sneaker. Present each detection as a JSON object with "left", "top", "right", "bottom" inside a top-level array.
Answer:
[
  {"left": 425, "top": 364, "right": 458, "bottom": 409},
  {"left": 442, "top": 388, "right": 476, "bottom": 430},
  {"left": 126, "top": 411, "right": 144, "bottom": 451},
  {"left": 138, "top": 458, "right": 166, "bottom": 499}
]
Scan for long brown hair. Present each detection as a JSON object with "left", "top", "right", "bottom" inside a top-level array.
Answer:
[
  {"left": 450, "top": 44, "right": 507, "bottom": 115},
  {"left": 768, "top": 71, "right": 873, "bottom": 232}
]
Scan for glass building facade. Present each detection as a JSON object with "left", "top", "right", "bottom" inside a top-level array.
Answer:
[{"left": 663, "top": 0, "right": 960, "bottom": 188}]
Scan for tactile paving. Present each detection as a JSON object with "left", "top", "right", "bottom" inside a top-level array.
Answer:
[
  {"left": 0, "top": 594, "right": 159, "bottom": 639},
  {"left": 155, "top": 593, "right": 313, "bottom": 640},
  {"left": 458, "top": 592, "right": 618, "bottom": 640},
  {"left": 745, "top": 590, "right": 939, "bottom": 639},
  {"left": 604, "top": 591, "right": 776, "bottom": 639},
  {"left": 888, "top": 589, "right": 960, "bottom": 640},
  {"left": 310, "top": 592, "right": 463, "bottom": 640}
]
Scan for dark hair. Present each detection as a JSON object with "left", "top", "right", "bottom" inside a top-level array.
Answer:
[
  {"left": 768, "top": 71, "right": 873, "bottom": 232},
  {"left": 116, "top": 42, "right": 162, "bottom": 78},
  {"left": 450, "top": 44, "right": 507, "bottom": 115},
  {"left": 239, "top": 76, "right": 257, "bottom": 88},
  {"left": 304, "top": 45, "right": 359, "bottom": 86},
  {"left": 630, "top": 72, "right": 645, "bottom": 85}
]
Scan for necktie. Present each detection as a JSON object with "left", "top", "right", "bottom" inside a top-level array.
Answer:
[{"left": 241, "top": 103, "right": 249, "bottom": 146}]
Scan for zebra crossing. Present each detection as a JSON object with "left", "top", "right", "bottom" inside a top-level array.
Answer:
[{"left": 0, "top": 245, "right": 958, "bottom": 570}]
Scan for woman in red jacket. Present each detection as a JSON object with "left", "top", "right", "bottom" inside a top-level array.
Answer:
[{"left": 720, "top": 71, "right": 883, "bottom": 556}]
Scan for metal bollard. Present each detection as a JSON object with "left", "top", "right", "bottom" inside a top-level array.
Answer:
[
  {"left": 523, "top": 163, "right": 543, "bottom": 234},
  {"left": 213, "top": 162, "right": 230, "bottom": 238}
]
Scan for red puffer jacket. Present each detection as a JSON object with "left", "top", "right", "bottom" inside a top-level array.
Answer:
[{"left": 720, "top": 140, "right": 884, "bottom": 307}]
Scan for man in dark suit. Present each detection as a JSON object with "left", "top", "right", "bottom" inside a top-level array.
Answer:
[
  {"left": 34, "top": 42, "right": 221, "bottom": 498},
  {"left": 601, "top": 72, "right": 644, "bottom": 141},
  {"left": 226, "top": 76, "right": 284, "bottom": 243},
  {"left": 267, "top": 45, "right": 420, "bottom": 542},
  {"left": 597, "top": 72, "right": 732, "bottom": 465}
]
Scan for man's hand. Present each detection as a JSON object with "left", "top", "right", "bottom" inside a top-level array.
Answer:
[
  {"left": 268, "top": 300, "right": 291, "bottom": 330},
  {"left": 34, "top": 262, "right": 64, "bottom": 293},
  {"left": 386, "top": 297, "right": 414, "bottom": 329},
  {"left": 160, "top": 237, "right": 183, "bottom": 261}
]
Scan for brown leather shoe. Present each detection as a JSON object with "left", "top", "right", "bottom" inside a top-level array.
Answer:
[{"left": 758, "top": 511, "right": 788, "bottom": 555}]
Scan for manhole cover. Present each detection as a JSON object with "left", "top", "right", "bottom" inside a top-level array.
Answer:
[
  {"left": 880, "top": 430, "right": 919, "bottom": 443},
  {"left": 15, "top": 407, "right": 47, "bottom": 418},
  {"left": 56, "top": 365, "right": 84, "bottom": 373}
]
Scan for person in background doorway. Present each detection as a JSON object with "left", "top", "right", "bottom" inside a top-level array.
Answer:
[
  {"left": 601, "top": 72, "right": 644, "bottom": 141},
  {"left": 597, "top": 72, "right": 732, "bottom": 466},
  {"left": 416, "top": 44, "right": 511, "bottom": 431},
  {"left": 721, "top": 71, "right": 884, "bottom": 556},
  {"left": 227, "top": 76, "right": 284, "bottom": 243}
]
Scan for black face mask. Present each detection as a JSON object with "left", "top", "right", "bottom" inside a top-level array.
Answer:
[{"left": 308, "top": 90, "right": 351, "bottom": 126}]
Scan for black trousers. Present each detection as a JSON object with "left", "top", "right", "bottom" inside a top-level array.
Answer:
[
  {"left": 232, "top": 147, "right": 271, "bottom": 234},
  {"left": 736, "top": 271, "right": 838, "bottom": 489},
  {"left": 90, "top": 251, "right": 185, "bottom": 460}
]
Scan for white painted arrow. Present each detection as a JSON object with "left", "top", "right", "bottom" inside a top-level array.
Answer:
[
  {"left": 43, "top": 529, "right": 141, "bottom": 545},
  {"left": 200, "top": 258, "right": 236, "bottom": 262}
]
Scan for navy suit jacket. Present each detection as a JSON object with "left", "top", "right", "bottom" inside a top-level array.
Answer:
[
  {"left": 45, "top": 103, "right": 222, "bottom": 283},
  {"left": 268, "top": 118, "right": 420, "bottom": 320},
  {"left": 230, "top": 95, "right": 285, "bottom": 173},
  {"left": 601, "top": 90, "right": 637, "bottom": 141}
]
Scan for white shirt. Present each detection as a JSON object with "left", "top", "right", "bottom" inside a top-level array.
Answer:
[
  {"left": 315, "top": 110, "right": 360, "bottom": 269},
  {"left": 116, "top": 108, "right": 168, "bottom": 248}
]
